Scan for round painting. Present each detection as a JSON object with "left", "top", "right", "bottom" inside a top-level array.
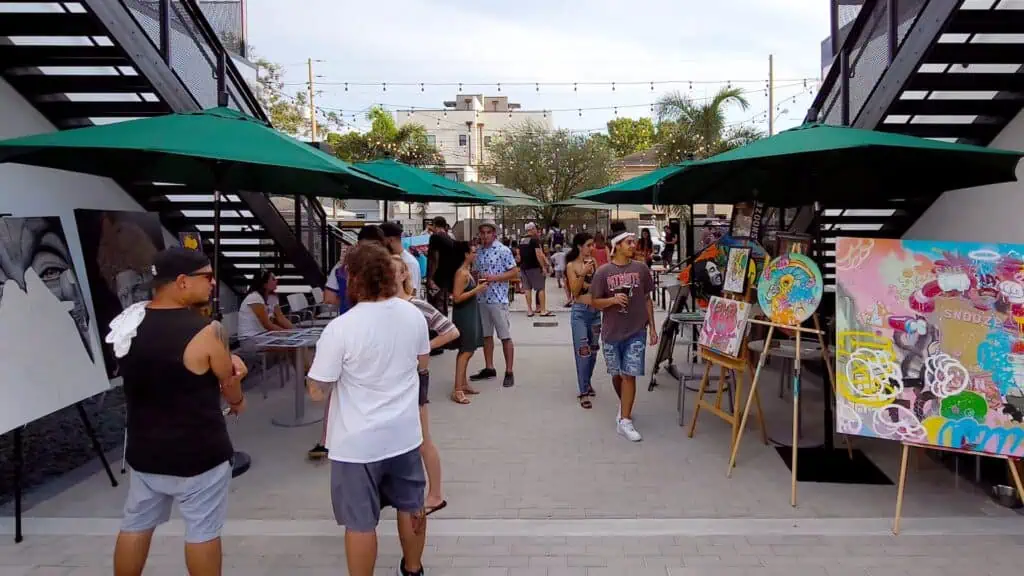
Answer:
[{"left": 757, "top": 253, "right": 824, "bottom": 326}]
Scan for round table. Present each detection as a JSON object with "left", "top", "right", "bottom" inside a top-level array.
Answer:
[{"left": 747, "top": 338, "right": 828, "bottom": 448}]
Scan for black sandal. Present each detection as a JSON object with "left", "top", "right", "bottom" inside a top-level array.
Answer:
[
  {"left": 579, "top": 395, "right": 592, "bottom": 409},
  {"left": 424, "top": 500, "right": 448, "bottom": 516}
]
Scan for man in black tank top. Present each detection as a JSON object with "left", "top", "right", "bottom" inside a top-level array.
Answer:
[{"left": 113, "top": 247, "right": 248, "bottom": 576}]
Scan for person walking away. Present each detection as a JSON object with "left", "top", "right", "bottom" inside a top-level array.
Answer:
[
  {"left": 548, "top": 219, "right": 565, "bottom": 252},
  {"left": 426, "top": 216, "right": 455, "bottom": 316},
  {"left": 638, "top": 228, "right": 655, "bottom": 267},
  {"left": 236, "top": 270, "right": 294, "bottom": 339},
  {"left": 552, "top": 244, "right": 570, "bottom": 306},
  {"left": 662, "top": 224, "right": 678, "bottom": 265},
  {"left": 111, "top": 247, "right": 247, "bottom": 576},
  {"left": 589, "top": 223, "right": 658, "bottom": 441},
  {"left": 450, "top": 241, "right": 487, "bottom": 404},
  {"left": 382, "top": 221, "right": 422, "bottom": 295},
  {"left": 469, "top": 220, "right": 519, "bottom": 388},
  {"left": 592, "top": 232, "right": 610, "bottom": 267},
  {"left": 565, "top": 233, "right": 600, "bottom": 409},
  {"left": 518, "top": 222, "right": 553, "bottom": 317},
  {"left": 392, "top": 255, "right": 457, "bottom": 516},
  {"left": 305, "top": 243, "right": 431, "bottom": 576}
]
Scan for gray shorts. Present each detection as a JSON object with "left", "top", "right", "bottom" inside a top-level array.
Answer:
[
  {"left": 121, "top": 460, "right": 231, "bottom": 544},
  {"left": 330, "top": 448, "right": 425, "bottom": 532},
  {"left": 479, "top": 302, "right": 511, "bottom": 340},
  {"left": 521, "top": 268, "right": 546, "bottom": 291}
]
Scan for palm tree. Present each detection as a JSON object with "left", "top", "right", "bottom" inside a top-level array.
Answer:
[
  {"left": 327, "top": 106, "right": 445, "bottom": 168},
  {"left": 655, "top": 86, "right": 759, "bottom": 165}
]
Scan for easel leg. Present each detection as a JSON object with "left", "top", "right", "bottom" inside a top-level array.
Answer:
[
  {"left": 893, "top": 443, "right": 911, "bottom": 535},
  {"left": 727, "top": 325, "right": 775, "bottom": 476},
  {"left": 76, "top": 403, "right": 118, "bottom": 488},
  {"left": 687, "top": 363, "right": 712, "bottom": 439},
  {"left": 791, "top": 331, "right": 801, "bottom": 508},
  {"left": 13, "top": 427, "right": 23, "bottom": 543},
  {"left": 731, "top": 369, "right": 745, "bottom": 452},
  {"left": 813, "top": 314, "right": 854, "bottom": 460},
  {"left": 1007, "top": 458, "right": 1024, "bottom": 506}
]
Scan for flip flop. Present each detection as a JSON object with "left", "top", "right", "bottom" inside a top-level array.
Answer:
[
  {"left": 424, "top": 500, "right": 448, "bottom": 516},
  {"left": 578, "top": 395, "right": 593, "bottom": 409},
  {"left": 527, "top": 312, "right": 535, "bottom": 317},
  {"left": 538, "top": 311, "right": 555, "bottom": 317},
  {"left": 450, "top": 391, "right": 471, "bottom": 404}
]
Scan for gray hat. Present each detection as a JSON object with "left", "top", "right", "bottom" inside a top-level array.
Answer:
[{"left": 478, "top": 220, "right": 498, "bottom": 231}]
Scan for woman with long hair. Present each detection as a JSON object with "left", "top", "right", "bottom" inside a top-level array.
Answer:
[
  {"left": 237, "top": 270, "right": 293, "bottom": 339},
  {"left": 565, "top": 232, "right": 601, "bottom": 409},
  {"left": 450, "top": 241, "right": 487, "bottom": 405},
  {"left": 638, "top": 228, "right": 655, "bottom": 267},
  {"left": 592, "top": 232, "right": 609, "bottom": 267},
  {"left": 392, "top": 255, "right": 458, "bottom": 515}
]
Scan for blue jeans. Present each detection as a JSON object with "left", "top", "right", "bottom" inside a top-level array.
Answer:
[
  {"left": 570, "top": 303, "right": 601, "bottom": 395},
  {"left": 602, "top": 330, "right": 647, "bottom": 378}
]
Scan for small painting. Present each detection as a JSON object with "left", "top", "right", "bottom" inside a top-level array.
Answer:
[
  {"left": 757, "top": 253, "right": 824, "bottom": 327},
  {"left": 698, "top": 296, "right": 751, "bottom": 358},
  {"left": 724, "top": 247, "right": 751, "bottom": 294},
  {"left": 775, "top": 232, "right": 812, "bottom": 257},
  {"left": 179, "top": 231, "right": 202, "bottom": 251}
]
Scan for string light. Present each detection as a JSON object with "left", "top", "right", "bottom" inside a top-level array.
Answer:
[{"left": 289, "top": 77, "right": 819, "bottom": 89}]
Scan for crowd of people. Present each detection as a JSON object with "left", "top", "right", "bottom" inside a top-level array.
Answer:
[{"left": 105, "top": 215, "right": 667, "bottom": 576}]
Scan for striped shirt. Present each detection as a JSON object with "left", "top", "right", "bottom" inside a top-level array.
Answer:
[{"left": 410, "top": 298, "right": 456, "bottom": 336}]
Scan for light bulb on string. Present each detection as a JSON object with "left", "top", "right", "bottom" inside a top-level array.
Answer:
[
  {"left": 344, "top": 82, "right": 348, "bottom": 92},
  {"left": 458, "top": 82, "right": 463, "bottom": 91},
  {"left": 535, "top": 82, "right": 539, "bottom": 92},
  {"left": 611, "top": 81, "right": 615, "bottom": 92},
  {"left": 578, "top": 109, "right": 582, "bottom": 117},
  {"left": 497, "top": 82, "right": 501, "bottom": 92},
  {"left": 443, "top": 110, "right": 447, "bottom": 118},
  {"left": 614, "top": 107, "right": 618, "bottom": 116},
  {"left": 573, "top": 82, "right": 577, "bottom": 92},
  {"left": 650, "top": 81, "right": 654, "bottom": 91},
  {"left": 382, "top": 82, "right": 387, "bottom": 92},
  {"left": 689, "top": 81, "right": 693, "bottom": 90}
]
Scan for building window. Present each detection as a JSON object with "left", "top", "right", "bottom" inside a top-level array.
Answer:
[
  {"left": 458, "top": 134, "right": 468, "bottom": 146},
  {"left": 426, "top": 135, "right": 436, "bottom": 146},
  {"left": 484, "top": 136, "right": 492, "bottom": 146},
  {"left": 444, "top": 172, "right": 461, "bottom": 182}
]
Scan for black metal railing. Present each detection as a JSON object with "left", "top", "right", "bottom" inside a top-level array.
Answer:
[
  {"left": 809, "top": 0, "right": 931, "bottom": 127},
  {"left": 269, "top": 195, "right": 337, "bottom": 277}
]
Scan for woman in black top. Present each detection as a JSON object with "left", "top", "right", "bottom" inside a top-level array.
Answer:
[
  {"left": 638, "top": 228, "right": 655, "bottom": 267},
  {"left": 565, "top": 232, "right": 601, "bottom": 408}
]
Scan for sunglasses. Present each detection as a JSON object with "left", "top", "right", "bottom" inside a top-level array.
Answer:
[{"left": 188, "top": 271, "right": 215, "bottom": 280}]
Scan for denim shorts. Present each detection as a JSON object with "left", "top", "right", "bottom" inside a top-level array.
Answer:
[
  {"left": 602, "top": 330, "right": 647, "bottom": 377},
  {"left": 121, "top": 460, "right": 231, "bottom": 544},
  {"left": 330, "top": 448, "right": 426, "bottom": 532}
]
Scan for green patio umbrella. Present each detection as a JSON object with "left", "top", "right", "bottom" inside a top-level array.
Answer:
[
  {"left": 467, "top": 182, "right": 545, "bottom": 207},
  {"left": 353, "top": 158, "right": 494, "bottom": 203},
  {"left": 0, "top": 107, "right": 402, "bottom": 200},
  {"left": 656, "top": 123, "right": 1024, "bottom": 206},
  {"left": 575, "top": 163, "right": 689, "bottom": 205}
]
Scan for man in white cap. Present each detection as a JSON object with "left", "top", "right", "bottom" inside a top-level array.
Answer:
[
  {"left": 471, "top": 220, "right": 519, "bottom": 388},
  {"left": 589, "top": 221, "right": 658, "bottom": 442},
  {"left": 518, "top": 222, "right": 553, "bottom": 317}
]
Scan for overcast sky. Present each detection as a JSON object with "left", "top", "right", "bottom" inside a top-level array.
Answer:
[{"left": 245, "top": 0, "right": 830, "bottom": 135}]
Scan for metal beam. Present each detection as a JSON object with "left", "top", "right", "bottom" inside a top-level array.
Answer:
[
  {"left": 0, "top": 44, "right": 126, "bottom": 67},
  {"left": 926, "top": 43, "right": 1024, "bottom": 65},
  {"left": 8, "top": 73, "right": 155, "bottom": 94},
  {"left": 855, "top": 0, "right": 960, "bottom": 129},
  {"left": 143, "top": 199, "right": 250, "bottom": 212},
  {"left": 878, "top": 121, "right": 1002, "bottom": 140},
  {"left": 35, "top": 100, "right": 169, "bottom": 118},
  {"left": 888, "top": 98, "right": 1022, "bottom": 117},
  {"left": 201, "top": 230, "right": 272, "bottom": 240},
  {"left": 237, "top": 191, "right": 327, "bottom": 287},
  {"left": 0, "top": 12, "right": 104, "bottom": 36},
  {"left": 907, "top": 72, "right": 1024, "bottom": 92},
  {"left": 945, "top": 9, "right": 1024, "bottom": 35}
]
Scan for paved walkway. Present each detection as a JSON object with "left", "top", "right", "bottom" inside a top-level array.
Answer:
[{"left": 3, "top": 298, "right": 1024, "bottom": 574}]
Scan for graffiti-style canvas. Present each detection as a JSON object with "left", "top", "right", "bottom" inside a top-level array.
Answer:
[
  {"left": 757, "top": 253, "right": 824, "bottom": 327},
  {"left": 724, "top": 248, "right": 750, "bottom": 294},
  {"left": 835, "top": 237, "right": 1024, "bottom": 457},
  {"left": 698, "top": 296, "right": 751, "bottom": 358}
]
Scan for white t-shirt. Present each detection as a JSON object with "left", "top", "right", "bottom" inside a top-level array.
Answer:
[
  {"left": 552, "top": 251, "right": 567, "bottom": 272},
  {"left": 308, "top": 297, "right": 430, "bottom": 463},
  {"left": 325, "top": 262, "right": 343, "bottom": 292},
  {"left": 401, "top": 249, "right": 422, "bottom": 294},
  {"left": 237, "top": 292, "right": 268, "bottom": 338}
]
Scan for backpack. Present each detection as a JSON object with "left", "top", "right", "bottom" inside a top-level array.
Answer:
[{"left": 552, "top": 228, "right": 565, "bottom": 248}]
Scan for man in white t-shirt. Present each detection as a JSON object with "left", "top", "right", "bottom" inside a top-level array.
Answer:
[
  {"left": 306, "top": 242, "right": 431, "bottom": 576},
  {"left": 381, "top": 221, "right": 421, "bottom": 295}
]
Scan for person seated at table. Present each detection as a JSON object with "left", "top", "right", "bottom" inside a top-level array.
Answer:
[{"left": 237, "top": 270, "right": 293, "bottom": 340}]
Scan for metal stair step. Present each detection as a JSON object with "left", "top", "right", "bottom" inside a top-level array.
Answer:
[
  {"left": 7, "top": 73, "right": 156, "bottom": 95},
  {"left": 143, "top": 199, "right": 251, "bottom": 212},
  {"left": 34, "top": 100, "right": 170, "bottom": 119},
  {"left": 945, "top": 9, "right": 1024, "bottom": 35},
  {"left": 907, "top": 72, "right": 1024, "bottom": 93},
  {"left": 0, "top": 44, "right": 128, "bottom": 68},
  {"left": 0, "top": 12, "right": 106, "bottom": 37},
  {"left": 878, "top": 121, "right": 1002, "bottom": 141},
  {"left": 889, "top": 97, "right": 1022, "bottom": 118},
  {"left": 926, "top": 43, "right": 1024, "bottom": 65}
]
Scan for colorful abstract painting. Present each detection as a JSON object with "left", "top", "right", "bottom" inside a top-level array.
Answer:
[
  {"left": 698, "top": 296, "right": 751, "bottom": 358},
  {"left": 835, "top": 237, "right": 1024, "bottom": 458},
  {"left": 757, "top": 253, "right": 824, "bottom": 327},
  {"left": 724, "top": 248, "right": 751, "bottom": 294}
]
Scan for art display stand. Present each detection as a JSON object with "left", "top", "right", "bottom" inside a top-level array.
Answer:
[
  {"left": 11, "top": 403, "right": 118, "bottom": 543},
  {"left": 893, "top": 442, "right": 1024, "bottom": 534},
  {"left": 687, "top": 289, "right": 769, "bottom": 455}
]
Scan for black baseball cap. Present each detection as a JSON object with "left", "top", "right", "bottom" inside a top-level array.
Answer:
[
  {"left": 150, "top": 246, "right": 211, "bottom": 286},
  {"left": 380, "top": 221, "right": 403, "bottom": 238},
  {"left": 431, "top": 216, "right": 448, "bottom": 228}
]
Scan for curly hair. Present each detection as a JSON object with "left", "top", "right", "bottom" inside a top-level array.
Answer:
[{"left": 344, "top": 242, "right": 397, "bottom": 305}]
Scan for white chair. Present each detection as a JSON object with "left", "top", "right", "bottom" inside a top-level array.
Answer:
[
  {"left": 223, "top": 311, "right": 273, "bottom": 398},
  {"left": 311, "top": 287, "right": 337, "bottom": 319}
]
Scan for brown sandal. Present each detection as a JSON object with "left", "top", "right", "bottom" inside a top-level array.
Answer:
[
  {"left": 451, "top": 391, "right": 471, "bottom": 404},
  {"left": 464, "top": 386, "right": 480, "bottom": 395},
  {"left": 579, "top": 395, "right": 592, "bottom": 409}
]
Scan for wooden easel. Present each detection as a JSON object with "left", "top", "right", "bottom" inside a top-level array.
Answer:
[
  {"left": 894, "top": 442, "right": 1024, "bottom": 534},
  {"left": 687, "top": 288, "right": 769, "bottom": 455}
]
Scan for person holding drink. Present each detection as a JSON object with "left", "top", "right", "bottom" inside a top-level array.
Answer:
[
  {"left": 589, "top": 222, "right": 658, "bottom": 442},
  {"left": 450, "top": 241, "right": 487, "bottom": 405},
  {"left": 565, "top": 232, "right": 601, "bottom": 409}
]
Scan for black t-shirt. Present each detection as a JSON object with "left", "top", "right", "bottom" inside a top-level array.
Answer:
[
  {"left": 663, "top": 231, "right": 677, "bottom": 254},
  {"left": 519, "top": 237, "right": 541, "bottom": 270},
  {"left": 122, "top": 308, "right": 233, "bottom": 477},
  {"left": 428, "top": 231, "right": 456, "bottom": 290}
]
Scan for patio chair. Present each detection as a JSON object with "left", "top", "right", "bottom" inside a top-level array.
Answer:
[
  {"left": 310, "top": 287, "right": 338, "bottom": 319},
  {"left": 287, "top": 292, "right": 333, "bottom": 327}
]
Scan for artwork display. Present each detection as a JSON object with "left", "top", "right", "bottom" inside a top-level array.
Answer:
[
  {"left": 835, "top": 237, "right": 1024, "bottom": 458},
  {"left": 0, "top": 217, "right": 106, "bottom": 435},
  {"left": 679, "top": 234, "right": 768, "bottom": 308},
  {"left": 698, "top": 296, "right": 751, "bottom": 358},
  {"left": 757, "top": 253, "right": 824, "bottom": 326},
  {"left": 75, "top": 209, "right": 166, "bottom": 378},
  {"left": 724, "top": 248, "right": 751, "bottom": 294},
  {"left": 179, "top": 231, "right": 202, "bottom": 251},
  {"left": 775, "top": 233, "right": 812, "bottom": 257}
]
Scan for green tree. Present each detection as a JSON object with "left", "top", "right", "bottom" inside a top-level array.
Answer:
[
  {"left": 654, "top": 86, "right": 762, "bottom": 165},
  {"left": 252, "top": 56, "right": 342, "bottom": 137},
  {"left": 326, "top": 107, "right": 445, "bottom": 168},
  {"left": 606, "top": 117, "right": 656, "bottom": 157},
  {"left": 482, "top": 122, "right": 619, "bottom": 222}
]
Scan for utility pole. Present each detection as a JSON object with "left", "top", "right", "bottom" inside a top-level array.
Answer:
[
  {"left": 307, "top": 58, "right": 318, "bottom": 142},
  {"left": 768, "top": 54, "right": 775, "bottom": 136}
]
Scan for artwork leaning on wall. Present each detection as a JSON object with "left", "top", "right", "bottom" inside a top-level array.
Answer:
[
  {"left": 0, "top": 216, "right": 108, "bottom": 436},
  {"left": 835, "top": 237, "right": 1024, "bottom": 458}
]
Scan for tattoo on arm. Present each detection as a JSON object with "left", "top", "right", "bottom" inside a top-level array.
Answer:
[{"left": 211, "top": 320, "right": 230, "bottom": 348}]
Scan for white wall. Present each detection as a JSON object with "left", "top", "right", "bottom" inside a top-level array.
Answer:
[{"left": 903, "top": 111, "right": 1024, "bottom": 243}]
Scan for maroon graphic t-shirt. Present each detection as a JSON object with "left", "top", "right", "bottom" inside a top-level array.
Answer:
[{"left": 590, "top": 260, "right": 654, "bottom": 343}]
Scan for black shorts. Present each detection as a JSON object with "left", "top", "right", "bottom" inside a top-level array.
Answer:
[{"left": 418, "top": 370, "right": 429, "bottom": 406}]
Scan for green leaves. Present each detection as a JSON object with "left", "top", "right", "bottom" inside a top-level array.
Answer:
[{"left": 606, "top": 117, "right": 656, "bottom": 157}]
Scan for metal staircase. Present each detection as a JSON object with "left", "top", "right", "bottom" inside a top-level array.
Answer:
[
  {"left": 807, "top": 0, "right": 1024, "bottom": 291},
  {"left": 0, "top": 0, "right": 333, "bottom": 294}
]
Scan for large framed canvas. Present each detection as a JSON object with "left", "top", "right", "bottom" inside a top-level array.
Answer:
[
  {"left": 75, "top": 209, "right": 166, "bottom": 378},
  {"left": 835, "top": 237, "right": 1024, "bottom": 457},
  {"left": 698, "top": 295, "right": 751, "bottom": 358},
  {"left": 0, "top": 217, "right": 107, "bottom": 435}
]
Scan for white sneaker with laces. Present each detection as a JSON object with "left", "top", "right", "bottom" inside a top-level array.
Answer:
[{"left": 617, "top": 418, "right": 642, "bottom": 442}]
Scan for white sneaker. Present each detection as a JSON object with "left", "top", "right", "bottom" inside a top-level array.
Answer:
[
  {"left": 617, "top": 418, "right": 642, "bottom": 442},
  {"left": 616, "top": 406, "right": 622, "bottom": 424}
]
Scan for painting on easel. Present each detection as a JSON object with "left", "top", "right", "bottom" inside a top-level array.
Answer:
[
  {"left": 698, "top": 296, "right": 751, "bottom": 358},
  {"left": 835, "top": 237, "right": 1024, "bottom": 458},
  {"left": 757, "top": 253, "right": 824, "bottom": 327},
  {"left": 723, "top": 248, "right": 751, "bottom": 294}
]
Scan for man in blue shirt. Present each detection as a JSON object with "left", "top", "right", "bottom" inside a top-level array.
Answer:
[{"left": 471, "top": 220, "right": 520, "bottom": 388}]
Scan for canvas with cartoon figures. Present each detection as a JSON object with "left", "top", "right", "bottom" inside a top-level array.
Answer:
[
  {"left": 698, "top": 296, "right": 751, "bottom": 358},
  {"left": 835, "top": 237, "right": 1024, "bottom": 457}
]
